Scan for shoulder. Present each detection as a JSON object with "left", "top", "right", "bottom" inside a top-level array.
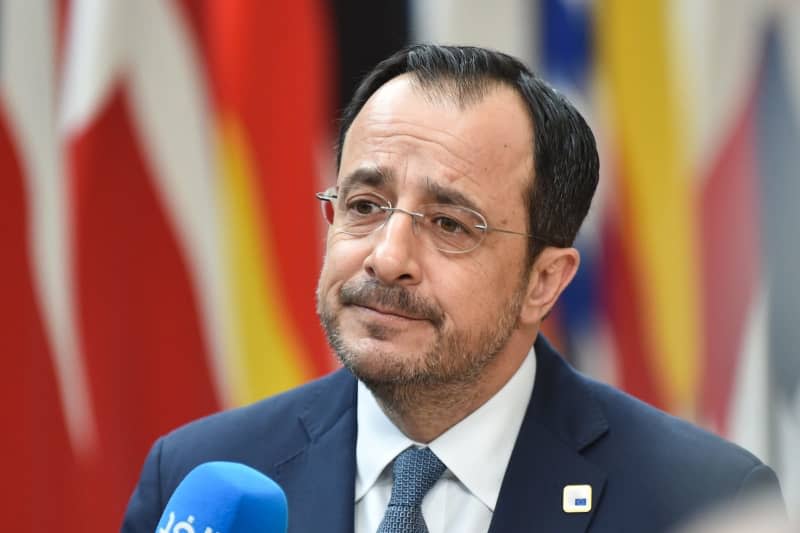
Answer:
[
  {"left": 585, "top": 375, "right": 763, "bottom": 472},
  {"left": 152, "top": 369, "right": 355, "bottom": 501},
  {"left": 531, "top": 336, "right": 781, "bottom": 524},
  {"left": 122, "top": 369, "right": 356, "bottom": 533},
  {"left": 576, "top": 371, "right": 780, "bottom": 515},
  {"left": 534, "top": 336, "right": 768, "bottom": 479},
  {"left": 160, "top": 368, "right": 355, "bottom": 465}
]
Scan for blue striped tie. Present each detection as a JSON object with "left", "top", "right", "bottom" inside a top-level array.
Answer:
[{"left": 377, "top": 447, "right": 447, "bottom": 533}]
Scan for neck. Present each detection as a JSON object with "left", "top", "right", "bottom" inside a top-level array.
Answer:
[{"left": 369, "top": 380, "right": 483, "bottom": 443}]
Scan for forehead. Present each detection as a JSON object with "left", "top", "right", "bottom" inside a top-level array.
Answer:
[{"left": 339, "top": 74, "right": 534, "bottom": 214}]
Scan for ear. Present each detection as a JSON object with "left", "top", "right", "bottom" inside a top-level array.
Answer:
[{"left": 517, "top": 247, "right": 580, "bottom": 326}]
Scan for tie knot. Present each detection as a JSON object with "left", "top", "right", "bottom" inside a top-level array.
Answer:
[{"left": 388, "top": 447, "right": 447, "bottom": 507}]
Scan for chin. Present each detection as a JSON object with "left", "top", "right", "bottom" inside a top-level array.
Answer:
[{"left": 338, "top": 340, "right": 434, "bottom": 385}]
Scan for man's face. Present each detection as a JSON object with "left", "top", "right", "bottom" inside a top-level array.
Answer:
[{"left": 317, "top": 75, "right": 535, "bottom": 389}]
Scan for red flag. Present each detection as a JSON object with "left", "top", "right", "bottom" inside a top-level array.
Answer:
[
  {"left": 0, "top": 102, "right": 76, "bottom": 531},
  {"left": 62, "top": 2, "right": 222, "bottom": 526}
]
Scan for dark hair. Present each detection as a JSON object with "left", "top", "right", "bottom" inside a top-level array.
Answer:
[{"left": 336, "top": 44, "right": 599, "bottom": 268}]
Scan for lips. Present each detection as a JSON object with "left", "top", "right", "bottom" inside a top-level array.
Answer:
[
  {"left": 352, "top": 302, "right": 425, "bottom": 321},
  {"left": 338, "top": 279, "right": 445, "bottom": 328}
]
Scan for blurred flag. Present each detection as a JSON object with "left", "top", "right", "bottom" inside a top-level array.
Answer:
[
  {"left": 200, "top": 0, "right": 335, "bottom": 405},
  {"left": 9, "top": 0, "right": 347, "bottom": 529},
  {"left": 7, "top": 0, "right": 800, "bottom": 530},
  {"left": 756, "top": 15, "right": 800, "bottom": 511},
  {"left": 540, "top": 0, "right": 800, "bottom": 510},
  {"left": 1, "top": 1, "right": 86, "bottom": 530}
]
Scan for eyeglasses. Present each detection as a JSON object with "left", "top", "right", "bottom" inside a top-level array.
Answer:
[{"left": 315, "top": 187, "right": 544, "bottom": 254}]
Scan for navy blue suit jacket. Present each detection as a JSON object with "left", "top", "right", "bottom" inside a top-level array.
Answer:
[{"left": 122, "top": 336, "right": 781, "bottom": 532}]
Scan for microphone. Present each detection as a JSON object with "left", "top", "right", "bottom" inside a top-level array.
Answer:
[{"left": 155, "top": 461, "right": 288, "bottom": 533}]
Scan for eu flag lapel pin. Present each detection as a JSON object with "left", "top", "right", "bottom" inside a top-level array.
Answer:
[{"left": 562, "top": 484, "right": 592, "bottom": 513}]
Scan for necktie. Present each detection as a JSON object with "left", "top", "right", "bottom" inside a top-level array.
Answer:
[{"left": 377, "top": 446, "right": 447, "bottom": 533}]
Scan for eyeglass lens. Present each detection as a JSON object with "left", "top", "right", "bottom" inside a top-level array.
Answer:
[{"left": 322, "top": 191, "right": 486, "bottom": 252}]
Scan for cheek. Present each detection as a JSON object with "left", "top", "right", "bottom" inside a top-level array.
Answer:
[
  {"left": 429, "top": 266, "right": 494, "bottom": 322},
  {"left": 319, "top": 237, "right": 370, "bottom": 293},
  {"left": 433, "top": 260, "right": 520, "bottom": 324}
]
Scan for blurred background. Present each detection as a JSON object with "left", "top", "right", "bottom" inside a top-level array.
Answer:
[{"left": 4, "top": 0, "right": 798, "bottom": 530}]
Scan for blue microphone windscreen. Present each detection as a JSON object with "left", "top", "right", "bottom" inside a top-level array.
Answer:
[{"left": 155, "top": 461, "right": 287, "bottom": 533}]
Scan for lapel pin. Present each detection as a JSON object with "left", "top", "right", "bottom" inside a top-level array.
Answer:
[{"left": 562, "top": 484, "right": 592, "bottom": 513}]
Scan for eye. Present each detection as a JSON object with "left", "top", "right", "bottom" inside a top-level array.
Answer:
[
  {"left": 345, "top": 195, "right": 385, "bottom": 216},
  {"left": 432, "top": 215, "right": 468, "bottom": 234}
]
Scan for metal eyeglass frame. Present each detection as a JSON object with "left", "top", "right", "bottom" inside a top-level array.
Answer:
[{"left": 315, "top": 187, "right": 549, "bottom": 254}]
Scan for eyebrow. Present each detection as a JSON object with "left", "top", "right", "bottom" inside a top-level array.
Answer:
[
  {"left": 424, "top": 177, "right": 483, "bottom": 214},
  {"left": 338, "top": 167, "right": 394, "bottom": 198},
  {"left": 338, "top": 167, "right": 485, "bottom": 215}
]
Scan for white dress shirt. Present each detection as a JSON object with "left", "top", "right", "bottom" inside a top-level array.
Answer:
[{"left": 354, "top": 348, "right": 536, "bottom": 533}]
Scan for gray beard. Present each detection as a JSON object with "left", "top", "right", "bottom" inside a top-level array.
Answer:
[{"left": 316, "top": 277, "right": 525, "bottom": 414}]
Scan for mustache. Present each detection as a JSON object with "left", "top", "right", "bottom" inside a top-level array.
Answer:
[{"left": 339, "top": 279, "right": 445, "bottom": 327}]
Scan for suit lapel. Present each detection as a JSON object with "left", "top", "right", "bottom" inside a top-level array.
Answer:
[
  {"left": 489, "top": 336, "right": 609, "bottom": 533},
  {"left": 274, "top": 370, "right": 358, "bottom": 533}
]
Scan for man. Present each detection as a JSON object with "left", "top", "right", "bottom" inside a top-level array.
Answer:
[{"left": 123, "top": 45, "right": 781, "bottom": 532}]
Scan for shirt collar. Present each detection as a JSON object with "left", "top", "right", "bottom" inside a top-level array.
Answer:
[
  {"left": 355, "top": 380, "right": 415, "bottom": 501},
  {"left": 355, "top": 347, "right": 537, "bottom": 511}
]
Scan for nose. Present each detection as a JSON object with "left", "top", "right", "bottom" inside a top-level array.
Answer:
[{"left": 362, "top": 209, "right": 422, "bottom": 286}]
